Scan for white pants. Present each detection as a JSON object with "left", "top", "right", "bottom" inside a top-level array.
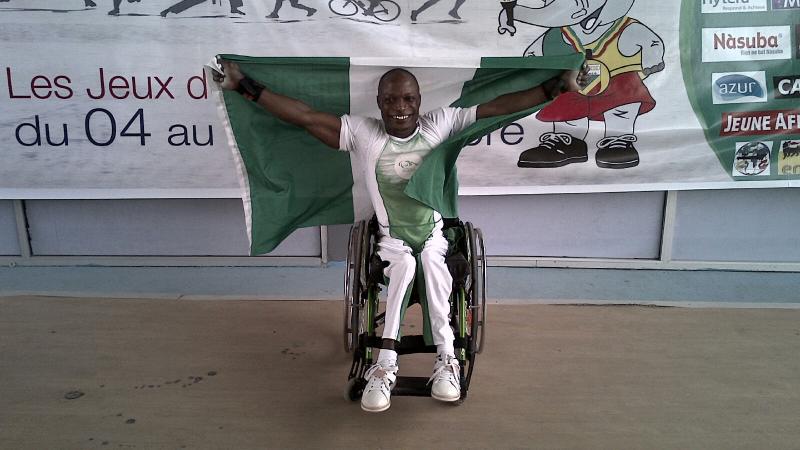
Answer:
[{"left": 376, "top": 224, "right": 454, "bottom": 348}]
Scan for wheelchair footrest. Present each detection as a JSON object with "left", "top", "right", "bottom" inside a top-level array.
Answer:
[
  {"left": 363, "top": 334, "right": 469, "bottom": 354},
  {"left": 392, "top": 376, "right": 431, "bottom": 397}
]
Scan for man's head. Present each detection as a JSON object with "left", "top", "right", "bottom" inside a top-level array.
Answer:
[{"left": 377, "top": 68, "right": 421, "bottom": 138}]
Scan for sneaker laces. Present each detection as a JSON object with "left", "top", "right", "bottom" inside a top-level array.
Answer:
[
  {"left": 428, "top": 356, "right": 459, "bottom": 386},
  {"left": 364, "top": 361, "right": 397, "bottom": 393},
  {"left": 597, "top": 134, "right": 637, "bottom": 150},
  {"left": 538, "top": 133, "right": 573, "bottom": 154}
]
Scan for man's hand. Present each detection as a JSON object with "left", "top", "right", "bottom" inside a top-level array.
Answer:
[
  {"left": 542, "top": 64, "right": 590, "bottom": 99},
  {"left": 212, "top": 59, "right": 342, "bottom": 149},
  {"left": 213, "top": 59, "right": 244, "bottom": 91},
  {"left": 560, "top": 64, "right": 590, "bottom": 93}
]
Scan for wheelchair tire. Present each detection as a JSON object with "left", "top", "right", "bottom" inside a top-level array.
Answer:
[
  {"left": 343, "top": 221, "right": 366, "bottom": 353},
  {"left": 465, "top": 222, "right": 487, "bottom": 354},
  {"left": 476, "top": 226, "right": 487, "bottom": 353},
  {"left": 343, "top": 377, "right": 366, "bottom": 401}
]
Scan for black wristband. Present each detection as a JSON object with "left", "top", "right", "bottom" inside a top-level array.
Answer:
[{"left": 236, "top": 76, "right": 265, "bottom": 101}]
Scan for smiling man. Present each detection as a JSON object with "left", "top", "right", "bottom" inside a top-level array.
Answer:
[{"left": 217, "top": 61, "right": 583, "bottom": 412}]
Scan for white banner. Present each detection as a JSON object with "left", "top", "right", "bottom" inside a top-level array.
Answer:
[{"left": 1, "top": 0, "right": 798, "bottom": 198}]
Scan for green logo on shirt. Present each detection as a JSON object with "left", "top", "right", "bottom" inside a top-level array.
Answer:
[{"left": 393, "top": 153, "right": 423, "bottom": 180}]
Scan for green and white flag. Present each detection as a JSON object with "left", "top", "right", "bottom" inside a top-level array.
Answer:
[{"left": 209, "top": 55, "right": 583, "bottom": 255}]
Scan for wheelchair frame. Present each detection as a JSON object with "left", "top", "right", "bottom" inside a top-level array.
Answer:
[{"left": 343, "top": 217, "right": 487, "bottom": 404}]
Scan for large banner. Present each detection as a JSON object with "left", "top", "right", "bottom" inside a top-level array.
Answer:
[{"left": 1, "top": 0, "right": 798, "bottom": 198}]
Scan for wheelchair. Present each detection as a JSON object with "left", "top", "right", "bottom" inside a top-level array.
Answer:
[{"left": 343, "top": 216, "right": 487, "bottom": 404}]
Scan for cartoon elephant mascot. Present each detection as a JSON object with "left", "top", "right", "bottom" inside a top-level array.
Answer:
[{"left": 498, "top": 0, "right": 665, "bottom": 169}]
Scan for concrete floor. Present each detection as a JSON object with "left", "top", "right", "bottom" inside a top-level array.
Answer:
[{"left": 2, "top": 296, "right": 800, "bottom": 449}]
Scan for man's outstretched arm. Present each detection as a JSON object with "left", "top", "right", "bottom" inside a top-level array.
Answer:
[
  {"left": 217, "top": 60, "right": 342, "bottom": 149},
  {"left": 475, "top": 68, "right": 586, "bottom": 120}
]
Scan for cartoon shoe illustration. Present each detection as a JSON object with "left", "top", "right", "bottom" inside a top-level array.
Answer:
[
  {"left": 517, "top": 132, "right": 588, "bottom": 168},
  {"left": 499, "top": 0, "right": 665, "bottom": 169}
]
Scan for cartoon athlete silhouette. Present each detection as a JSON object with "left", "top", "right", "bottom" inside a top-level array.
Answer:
[
  {"left": 0, "top": 0, "right": 96, "bottom": 6},
  {"left": 109, "top": 0, "right": 140, "bottom": 15},
  {"left": 161, "top": 0, "right": 245, "bottom": 17},
  {"left": 410, "top": 0, "right": 465, "bottom": 21},
  {"left": 498, "top": 0, "right": 664, "bottom": 169},
  {"left": 267, "top": 0, "right": 316, "bottom": 18}
]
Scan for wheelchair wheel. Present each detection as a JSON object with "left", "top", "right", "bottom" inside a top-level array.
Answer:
[
  {"left": 343, "top": 221, "right": 368, "bottom": 353},
  {"left": 465, "top": 222, "right": 487, "bottom": 354},
  {"left": 343, "top": 376, "right": 366, "bottom": 401}
]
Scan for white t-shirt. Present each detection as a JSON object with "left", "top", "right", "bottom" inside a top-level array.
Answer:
[{"left": 339, "top": 106, "right": 477, "bottom": 250}]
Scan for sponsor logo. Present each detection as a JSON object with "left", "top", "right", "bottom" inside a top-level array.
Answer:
[
  {"left": 773, "top": 75, "right": 800, "bottom": 98},
  {"left": 702, "top": 0, "right": 768, "bottom": 13},
  {"left": 720, "top": 109, "right": 800, "bottom": 136},
  {"left": 771, "top": 0, "right": 800, "bottom": 9},
  {"left": 733, "top": 141, "right": 772, "bottom": 176},
  {"left": 702, "top": 26, "right": 791, "bottom": 61},
  {"left": 778, "top": 140, "right": 800, "bottom": 175},
  {"left": 711, "top": 72, "right": 767, "bottom": 103}
]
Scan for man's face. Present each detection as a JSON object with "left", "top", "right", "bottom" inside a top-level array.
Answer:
[{"left": 377, "top": 73, "right": 421, "bottom": 139}]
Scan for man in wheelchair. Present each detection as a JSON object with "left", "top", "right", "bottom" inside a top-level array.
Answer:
[{"left": 216, "top": 61, "right": 585, "bottom": 412}]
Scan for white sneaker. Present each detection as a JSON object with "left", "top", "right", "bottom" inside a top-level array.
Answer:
[
  {"left": 429, "top": 355, "right": 461, "bottom": 402},
  {"left": 360, "top": 360, "right": 397, "bottom": 412}
]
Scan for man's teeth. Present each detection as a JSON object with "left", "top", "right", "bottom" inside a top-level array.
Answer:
[{"left": 394, "top": 115, "right": 409, "bottom": 120}]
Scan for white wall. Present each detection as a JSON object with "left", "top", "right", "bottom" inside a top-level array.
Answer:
[
  {"left": 672, "top": 190, "right": 800, "bottom": 263},
  {"left": 23, "top": 199, "right": 319, "bottom": 257},
  {"left": 458, "top": 193, "right": 664, "bottom": 259},
  {"left": 0, "top": 201, "right": 21, "bottom": 256},
  {"left": 3, "top": 189, "right": 800, "bottom": 265}
]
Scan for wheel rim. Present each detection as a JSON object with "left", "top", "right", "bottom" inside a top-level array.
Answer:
[
  {"left": 465, "top": 223, "right": 480, "bottom": 354},
  {"left": 476, "top": 227, "right": 487, "bottom": 354},
  {"left": 353, "top": 220, "right": 372, "bottom": 351},
  {"left": 343, "top": 223, "right": 354, "bottom": 352},
  {"left": 355, "top": 221, "right": 374, "bottom": 353},
  {"left": 343, "top": 222, "right": 363, "bottom": 352}
]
